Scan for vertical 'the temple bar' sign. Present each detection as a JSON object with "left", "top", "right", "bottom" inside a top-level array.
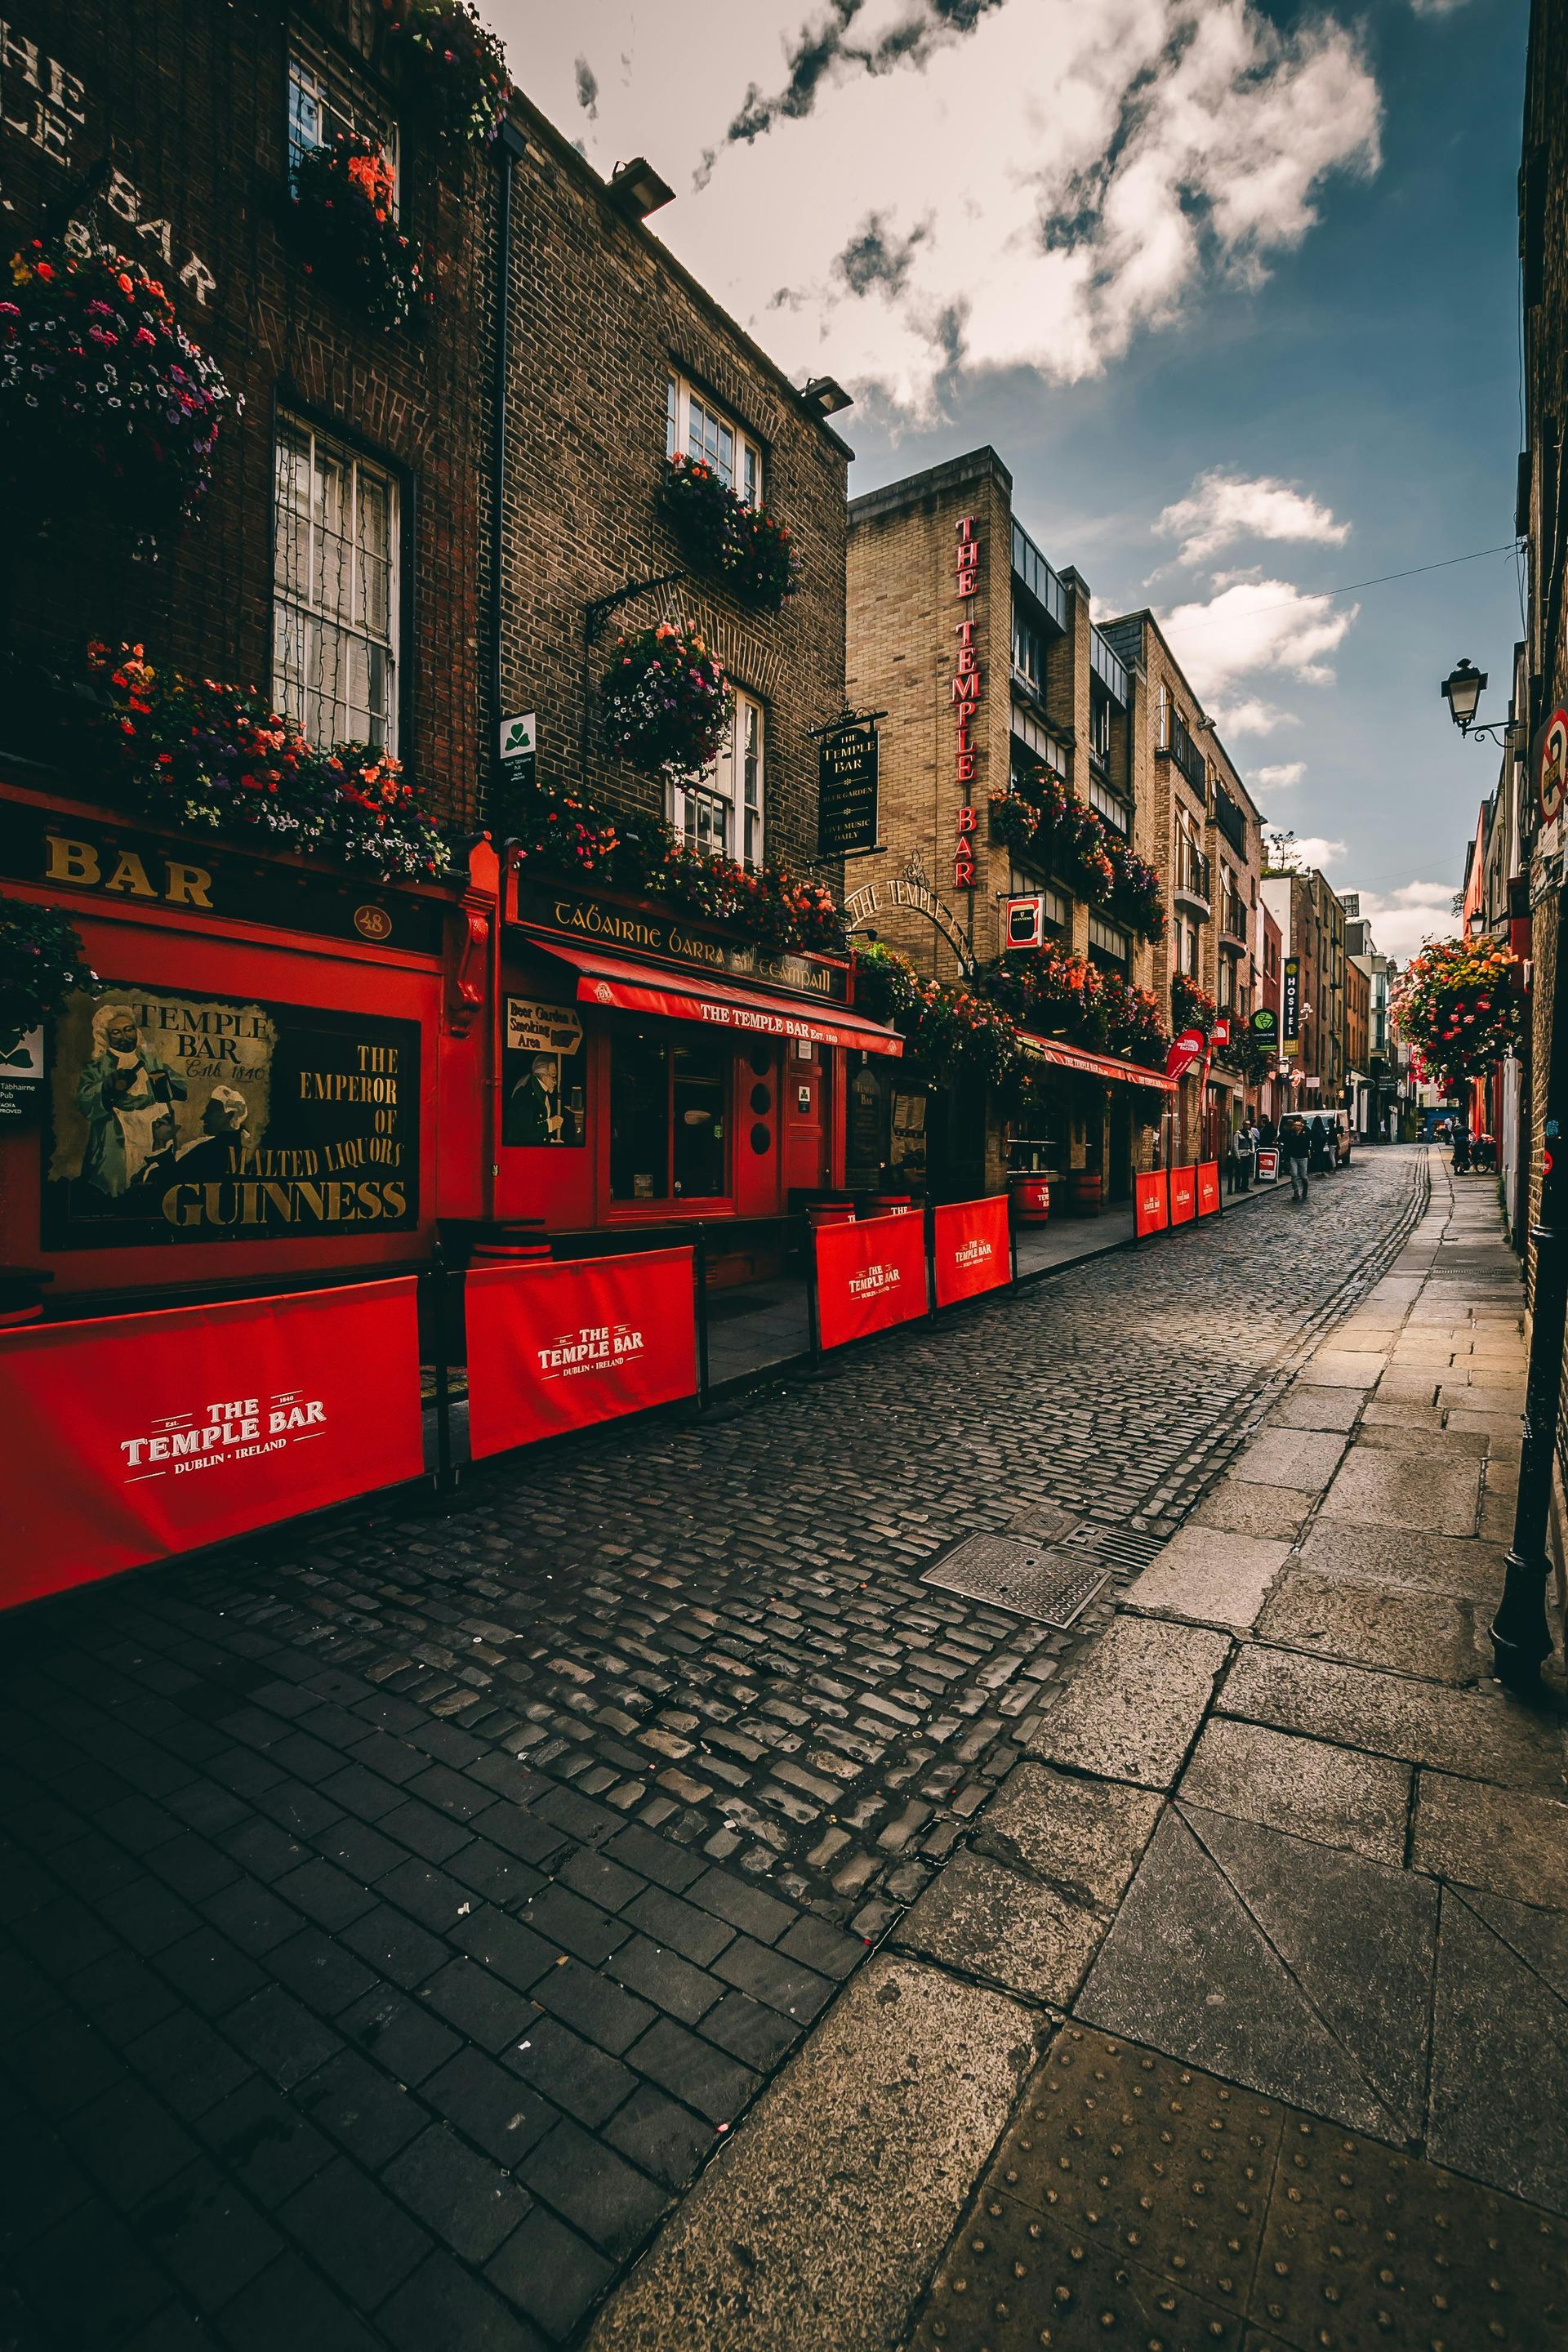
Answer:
[{"left": 952, "top": 514, "right": 981, "bottom": 890}]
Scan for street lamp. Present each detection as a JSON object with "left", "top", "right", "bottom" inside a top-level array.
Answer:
[
  {"left": 1441, "top": 657, "right": 1517, "bottom": 748},
  {"left": 1467, "top": 909, "right": 1486, "bottom": 939},
  {"left": 1441, "top": 657, "right": 1487, "bottom": 731}
]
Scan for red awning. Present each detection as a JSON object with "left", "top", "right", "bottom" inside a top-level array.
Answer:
[
  {"left": 517, "top": 929, "right": 905, "bottom": 1058},
  {"left": 1019, "top": 1032, "right": 1178, "bottom": 1094}
]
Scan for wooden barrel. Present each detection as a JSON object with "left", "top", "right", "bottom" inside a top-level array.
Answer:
[
  {"left": 808, "top": 1203, "right": 857, "bottom": 1227},
  {"left": 1009, "top": 1174, "right": 1051, "bottom": 1225},
  {"left": 1069, "top": 1170, "right": 1103, "bottom": 1218},
  {"left": 869, "top": 1194, "right": 913, "bottom": 1217}
]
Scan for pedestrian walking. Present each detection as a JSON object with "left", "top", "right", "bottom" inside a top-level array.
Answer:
[
  {"left": 1307, "top": 1113, "right": 1332, "bottom": 1176},
  {"left": 1233, "top": 1116, "right": 1255, "bottom": 1193},
  {"left": 1452, "top": 1118, "right": 1471, "bottom": 1175},
  {"left": 1282, "top": 1112, "right": 1311, "bottom": 1202}
]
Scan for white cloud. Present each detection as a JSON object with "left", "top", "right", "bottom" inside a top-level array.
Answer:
[
  {"left": 1211, "top": 697, "right": 1298, "bottom": 737},
  {"left": 1254, "top": 760, "right": 1306, "bottom": 790},
  {"left": 501, "top": 0, "right": 1382, "bottom": 415},
  {"left": 1156, "top": 470, "right": 1350, "bottom": 565},
  {"left": 1345, "top": 881, "right": 1459, "bottom": 963},
  {"left": 1160, "top": 576, "right": 1358, "bottom": 724}
]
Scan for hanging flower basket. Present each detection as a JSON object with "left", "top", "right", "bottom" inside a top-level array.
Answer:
[
  {"left": 290, "top": 133, "right": 422, "bottom": 332},
  {"left": 0, "top": 891, "right": 91, "bottom": 1036},
  {"left": 600, "top": 621, "right": 731, "bottom": 782},
  {"left": 661, "top": 457, "right": 800, "bottom": 612},
  {"left": 1392, "top": 937, "right": 1521, "bottom": 1087},
  {"left": 0, "top": 238, "right": 233, "bottom": 543},
  {"left": 381, "top": 0, "right": 511, "bottom": 146},
  {"left": 87, "top": 644, "right": 451, "bottom": 881},
  {"left": 987, "top": 790, "right": 1040, "bottom": 854},
  {"left": 1172, "top": 973, "right": 1218, "bottom": 1037}
]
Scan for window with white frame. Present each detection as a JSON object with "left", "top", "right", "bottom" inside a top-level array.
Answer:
[
  {"left": 287, "top": 29, "right": 398, "bottom": 198},
  {"left": 273, "top": 415, "right": 399, "bottom": 751},
  {"left": 1009, "top": 869, "right": 1069, "bottom": 931},
  {"left": 1175, "top": 915, "right": 1200, "bottom": 978},
  {"left": 673, "top": 689, "right": 764, "bottom": 867},
  {"left": 666, "top": 372, "right": 763, "bottom": 506},
  {"left": 1011, "top": 704, "right": 1065, "bottom": 774}
]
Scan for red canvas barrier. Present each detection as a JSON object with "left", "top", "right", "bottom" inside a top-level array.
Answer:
[
  {"left": 1134, "top": 1170, "right": 1169, "bottom": 1238},
  {"left": 1196, "top": 1160, "right": 1221, "bottom": 1217},
  {"left": 814, "top": 1209, "right": 929, "bottom": 1349},
  {"left": 1169, "top": 1165, "right": 1197, "bottom": 1226},
  {"left": 466, "top": 1248, "right": 697, "bottom": 1461},
  {"left": 933, "top": 1195, "right": 1011, "bottom": 1309},
  {"left": 1, "top": 1279, "right": 424, "bottom": 1611}
]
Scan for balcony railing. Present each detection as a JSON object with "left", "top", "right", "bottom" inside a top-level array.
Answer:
[
  {"left": 1160, "top": 707, "right": 1208, "bottom": 796},
  {"left": 1213, "top": 784, "right": 1248, "bottom": 857},
  {"left": 1220, "top": 896, "right": 1249, "bottom": 944},
  {"left": 1174, "top": 848, "right": 1212, "bottom": 915}
]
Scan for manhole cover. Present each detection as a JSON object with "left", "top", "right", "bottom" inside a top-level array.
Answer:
[{"left": 922, "top": 1533, "right": 1110, "bottom": 1628}]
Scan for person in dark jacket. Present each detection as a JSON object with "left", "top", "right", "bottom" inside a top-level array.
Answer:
[
  {"left": 1281, "top": 1114, "right": 1312, "bottom": 1202},
  {"left": 1307, "top": 1113, "right": 1333, "bottom": 1175}
]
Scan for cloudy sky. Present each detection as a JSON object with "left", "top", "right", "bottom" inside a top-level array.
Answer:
[{"left": 497, "top": 0, "right": 1528, "bottom": 962}]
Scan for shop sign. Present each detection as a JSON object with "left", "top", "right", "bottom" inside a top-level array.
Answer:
[
  {"left": 0, "top": 1022, "right": 43, "bottom": 1127},
  {"left": 0, "top": 1279, "right": 425, "bottom": 1610},
  {"left": 1196, "top": 1160, "right": 1221, "bottom": 1217},
  {"left": 1169, "top": 1165, "right": 1197, "bottom": 1225},
  {"left": 1250, "top": 1006, "right": 1279, "bottom": 1045},
  {"left": 506, "top": 997, "right": 582, "bottom": 1055},
  {"left": 842, "top": 867, "right": 975, "bottom": 976},
  {"left": 933, "top": 1195, "right": 1010, "bottom": 1309},
  {"left": 1256, "top": 1147, "right": 1279, "bottom": 1183},
  {"left": 952, "top": 514, "right": 982, "bottom": 883},
  {"left": 43, "top": 979, "right": 419, "bottom": 1250},
  {"left": 513, "top": 880, "right": 849, "bottom": 1003},
  {"left": 1134, "top": 1170, "right": 1169, "bottom": 1238},
  {"left": 465, "top": 1248, "right": 697, "bottom": 1460},
  {"left": 1165, "top": 1026, "right": 1205, "bottom": 1081},
  {"left": 498, "top": 711, "right": 537, "bottom": 790},
  {"left": 0, "top": 800, "right": 443, "bottom": 954},
  {"left": 1282, "top": 957, "right": 1301, "bottom": 1057},
  {"left": 814, "top": 1209, "right": 929, "bottom": 1350},
  {"left": 817, "top": 723, "right": 879, "bottom": 857}
]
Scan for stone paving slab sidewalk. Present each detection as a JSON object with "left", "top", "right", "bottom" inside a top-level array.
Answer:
[{"left": 586, "top": 1159, "right": 1568, "bottom": 2351}]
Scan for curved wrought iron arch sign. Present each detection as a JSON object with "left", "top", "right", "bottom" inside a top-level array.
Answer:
[{"left": 843, "top": 875, "right": 976, "bottom": 978}]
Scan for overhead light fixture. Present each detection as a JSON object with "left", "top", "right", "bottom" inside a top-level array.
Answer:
[
  {"left": 608, "top": 158, "right": 674, "bottom": 220},
  {"left": 800, "top": 376, "right": 853, "bottom": 418}
]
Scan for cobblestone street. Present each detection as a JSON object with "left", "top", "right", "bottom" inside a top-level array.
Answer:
[{"left": 1, "top": 1155, "right": 1427, "bottom": 2351}]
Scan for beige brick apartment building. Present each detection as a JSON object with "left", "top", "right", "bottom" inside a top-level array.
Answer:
[{"left": 844, "top": 448, "right": 1165, "bottom": 1203}]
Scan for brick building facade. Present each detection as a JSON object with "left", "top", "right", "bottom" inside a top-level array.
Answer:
[
  {"left": 2, "top": 0, "right": 490, "bottom": 824},
  {"left": 491, "top": 95, "right": 853, "bottom": 874},
  {"left": 844, "top": 448, "right": 1164, "bottom": 1202},
  {"left": 1098, "top": 611, "right": 1265, "bottom": 1157}
]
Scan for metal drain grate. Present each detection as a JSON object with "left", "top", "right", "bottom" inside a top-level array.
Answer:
[
  {"left": 922, "top": 1533, "right": 1111, "bottom": 1628},
  {"left": 1063, "top": 1521, "right": 1166, "bottom": 1571}
]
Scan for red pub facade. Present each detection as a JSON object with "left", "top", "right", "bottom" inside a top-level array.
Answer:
[{"left": 0, "top": 4, "right": 892, "bottom": 1605}]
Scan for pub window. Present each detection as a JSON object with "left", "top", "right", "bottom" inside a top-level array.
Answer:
[
  {"left": 610, "top": 1031, "right": 729, "bottom": 1202},
  {"left": 666, "top": 372, "right": 762, "bottom": 505},
  {"left": 287, "top": 29, "right": 399, "bottom": 201},
  {"left": 1010, "top": 868, "right": 1069, "bottom": 933},
  {"left": 672, "top": 689, "right": 764, "bottom": 868},
  {"left": 1011, "top": 705, "right": 1064, "bottom": 776},
  {"left": 1086, "top": 773, "right": 1128, "bottom": 832},
  {"left": 1089, "top": 913, "right": 1131, "bottom": 967},
  {"left": 1089, "top": 679, "right": 1112, "bottom": 764},
  {"left": 273, "top": 414, "right": 399, "bottom": 751}
]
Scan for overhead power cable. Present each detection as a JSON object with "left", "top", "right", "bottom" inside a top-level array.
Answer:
[{"left": 1169, "top": 541, "right": 1523, "bottom": 630}]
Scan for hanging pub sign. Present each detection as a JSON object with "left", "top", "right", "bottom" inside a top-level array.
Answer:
[
  {"left": 1250, "top": 1006, "right": 1279, "bottom": 1047},
  {"left": 498, "top": 711, "right": 538, "bottom": 792},
  {"left": 1281, "top": 957, "right": 1301, "bottom": 1058},
  {"left": 43, "top": 978, "right": 419, "bottom": 1250},
  {"left": 818, "top": 723, "right": 880, "bottom": 857}
]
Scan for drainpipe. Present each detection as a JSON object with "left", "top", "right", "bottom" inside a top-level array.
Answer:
[
  {"left": 488, "top": 121, "right": 529, "bottom": 819},
  {"left": 1491, "top": 880, "right": 1568, "bottom": 1688}
]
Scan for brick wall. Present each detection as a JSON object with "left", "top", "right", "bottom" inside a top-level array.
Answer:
[
  {"left": 492, "top": 96, "right": 849, "bottom": 880},
  {"left": 1, "top": 0, "right": 490, "bottom": 824}
]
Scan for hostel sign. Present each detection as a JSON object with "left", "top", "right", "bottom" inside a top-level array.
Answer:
[{"left": 1282, "top": 957, "right": 1301, "bottom": 1058}]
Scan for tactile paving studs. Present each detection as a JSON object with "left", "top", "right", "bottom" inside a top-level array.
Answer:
[{"left": 1255, "top": 2119, "right": 1568, "bottom": 2351}]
